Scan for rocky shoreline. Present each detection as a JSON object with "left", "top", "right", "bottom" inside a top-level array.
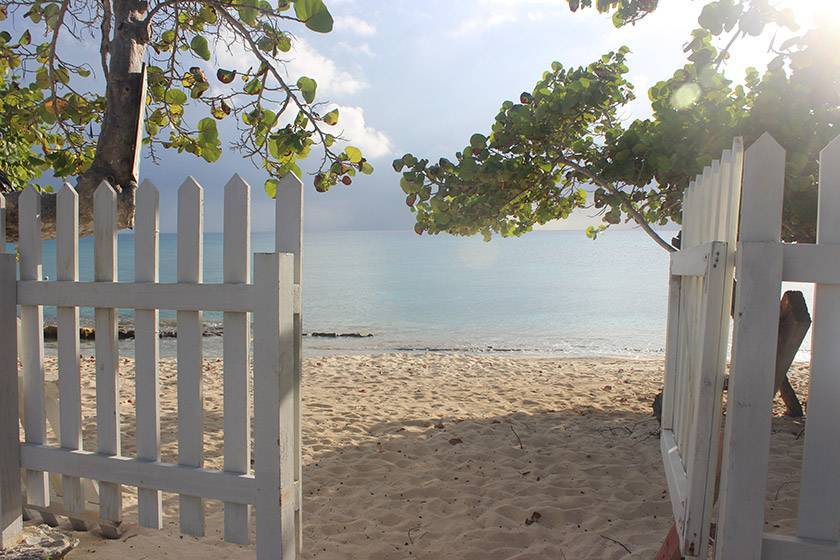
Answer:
[{"left": 41, "top": 322, "right": 373, "bottom": 340}]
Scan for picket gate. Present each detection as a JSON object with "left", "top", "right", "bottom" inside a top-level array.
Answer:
[
  {"left": 0, "top": 173, "right": 304, "bottom": 559},
  {"left": 663, "top": 132, "right": 840, "bottom": 559}
]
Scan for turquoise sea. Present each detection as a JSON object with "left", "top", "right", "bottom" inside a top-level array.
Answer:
[{"left": 12, "top": 229, "right": 683, "bottom": 358}]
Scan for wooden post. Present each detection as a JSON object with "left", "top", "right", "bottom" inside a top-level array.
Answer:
[
  {"left": 94, "top": 181, "right": 122, "bottom": 537},
  {"left": 223, "top": 175, "right": 251, "bottom": 545},
  {"left": 715, "top": 133, "right": 786, "bottom": 560},
  {"left": 797, "top": 135, "right": 840, "bottom": 540},
  {"left": 0, "top": 253, "right": 22, "bottom": 549},
  {"left": 135, "top": 180, "right": 162, "bottom": 529},
  {"left": 57, "top": 184, "right": 87, "bottom": 531},
  {"left": 19, "top": 187, "right": 49, "bottom": 508},
  {"left": 276, "top": 171, "right": 304, "bottom": 553},
  {"left": 773, "top": 291, "right": 809, "bottom": 417},
  {"left": 254, "top": 253, "right": 296, "bottom": 560},
  {"left": 177, "top": 177, "right": 205, "bottom": 537}
]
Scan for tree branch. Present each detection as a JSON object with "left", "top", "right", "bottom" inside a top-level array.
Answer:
[{"left": 558, "top": 156, "right": 677, "bottom": 252}]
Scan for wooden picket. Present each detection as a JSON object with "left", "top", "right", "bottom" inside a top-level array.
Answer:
[
  {"left": 664, "top": 132, "right": 840, "bottom": 559},
  {"left": 661, "top": 138, "right": 744, "bottom": 558},
  {"left": 0, "top": 174, "right": 304, "bottom": 559}
]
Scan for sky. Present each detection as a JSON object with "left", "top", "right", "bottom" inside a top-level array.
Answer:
[{"left": 7, "top": 0, "right": 836, "bottom": 233}]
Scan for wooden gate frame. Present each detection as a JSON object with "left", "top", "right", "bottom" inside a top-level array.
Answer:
[
  {"left": 660, "top": 138, "right": 744, "bottom": 558},
  {"left": 0, "top": 172, "right": 304, "bottom": 560}
]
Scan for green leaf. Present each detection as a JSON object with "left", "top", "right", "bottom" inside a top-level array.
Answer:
[
  {"left": 360, "top": 161, "right": 374, "bottom": 175},
  {"left": 469, "top": 133, "right": 487, "bottom": 149},
  {"left": 190, "top": 35, "right": 211, "bottom": 61},
  {"left": 296, "top": 76, "right": 317, "bottom": 103},
  {"left": 19, "top": 29, "right": 31, "bottom": 46},
  {"left": 244, "top": 78, "right": 263, "bottom": 95},
  {"left": 191, "top": 82, "right": 209, "bottom": 98},
  {"left": 265, "top": 178, "right": 280, "bottom": 198},
  {"left": 294, "top": 0, "right": 334, "bottom": 33},
  {"left": 217, "top": 69, "right": 236, "bottom": 84},
  {"left": 165, "top": 88, "right": 188, "bottom": 105},
  {"left": 345, "top": 146, "right": 362, "bottom": 163},
  {"left": 322, "top": 108, "right": 339, "bottom": 126}
]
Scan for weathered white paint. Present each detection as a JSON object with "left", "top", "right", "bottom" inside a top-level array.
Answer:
[
  {"left": 94, "top": 181, "right": 122, "bottom": 527},
  {"left": 20, "top": 445, "right": 255, "bottom": 505},
  {"left": 662, "top": 138, "right": 744, "bottom": 558},
  {"left": 276, "top": 172, "right": 304, "bottom": 552},
  {"left": 5, "top": 174, "right": 304, "bottom": 558},
  {"left": 716, "top": 134, "right": 786, "bottom": 560},
  {"left": 0, "top": 254, "right": 22, "bottom": 549},
  {"left": 254, "top": 253, "right": 297, "bottom": 560},
  {"left": 135, "top": 180, "right": 162, "bottom": 529},
  {"left": 56, "top": 184, "right": 85, "bottom": 528},
  {"left": 223, "top": 174, "right": 251, "bottom": 545},
  {"left": 177, "top": 177, "right": 205, "bottom": 537},
  {"left": 797, "top": 136, "right": 840, "bottom": 541},
  {"left": 17, "top": 280, "right": 257, "bottom": 311},
  {"left": 18, "top": 187, "right": 48, "bottom": 508}
]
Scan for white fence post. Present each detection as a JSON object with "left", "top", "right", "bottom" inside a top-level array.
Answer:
[
  {"left": 715, "top": 133, "right": 786, "bottom": 560},
  {"left": 0, "top": 252, "right": 22, "bottom": 549},
  {"left": 177, "top": 177, "right": 205, "bottom": 537},
  {"left": 135, "top": 180, "right": 162, "bottom": 529},
  {"left": 19, "top": 187, "right": 48, "bottom": 508},
  {"left": 275, "top": 172, "right": 304, "bottom": 551},
  {"left": 254, "top": 252, "right": 296, "bottom": 560},
  {"left": 57, "top": 184, "right": 86, "bottom": 530},
  {"left": 797, "top": 136, "right": 840, "bottom": 539},
  {"left": 223, "top": 175, "right": 251, "bottom": 544},
  {"left": 94, "top": 181, "right": 122, "bottom": 535}
]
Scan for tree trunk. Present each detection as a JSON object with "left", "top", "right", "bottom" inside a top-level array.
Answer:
[
  {"left": 774, "top": 290, "right": 810, "bottom": 417},
  {"left": 2, "top": 0, "right": 148, "bottom": 241}
]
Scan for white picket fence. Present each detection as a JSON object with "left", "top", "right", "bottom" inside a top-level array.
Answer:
[
  {"left": 662, "top": 132, "right": 840, "bottom": 559},
  {"left": 661, "top": 137, "right": 744, "bottom": 559},
  {"left": 0, "top": 173, "right": 305, "bottom": 559}
]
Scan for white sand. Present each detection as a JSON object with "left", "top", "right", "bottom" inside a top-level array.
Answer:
[{"left": 30, "top": 354, "right": 808, "bottom": 559}]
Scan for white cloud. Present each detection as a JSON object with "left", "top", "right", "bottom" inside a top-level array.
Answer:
[
  {"left": 322, "top": 105, "right": 392, "bottom": 159},
  {"left": 212, "top": 33, "right": 367, "bottom": 98},
  {"left": 334, "top": 15, "right": 377, "bottom": 36},
  {"left": 284, "top": 39, "right": 368, "bottom": 97},
  {"left": 337, "top": 41, "right": 375, "bottom": 57},
  {"left": 449, "top": 0, "right": 575, "bottom": 37}
]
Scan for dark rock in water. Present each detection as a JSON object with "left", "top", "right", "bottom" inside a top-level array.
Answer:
[
  {"left": 308, "top": 332, "right": 373, "bottom": 338},
  {"left": 0, "top": 525, "right": 78, "bottom": 559},
  {"left": 43, "top": 325, "right": 58, "bottom": 340}
]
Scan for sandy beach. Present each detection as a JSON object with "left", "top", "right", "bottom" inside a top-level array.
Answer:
[{"left": 26, "top": 354, "right": 809, "bottom": 560}]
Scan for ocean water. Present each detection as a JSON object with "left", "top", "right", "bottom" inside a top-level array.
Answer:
[{"left": 10, "top": 228, "right": 814, "bottom": 359}]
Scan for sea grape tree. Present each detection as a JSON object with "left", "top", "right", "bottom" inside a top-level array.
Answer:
[
  {"left": 398, "top": 0, "right": 837, "bottom": 249},
  {"left": 0, "top": 0, "right": 370, "bottom": 239}
]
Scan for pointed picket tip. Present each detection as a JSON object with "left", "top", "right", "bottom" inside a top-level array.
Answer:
[
  {"left": 747, "top": 132, "right": 785, "bottom": 158},
  {"left": 94, "top": 180, "right": 117, "bottom": 201},
  {"left": 720, "top": 149, "right": 733, "bottom": 164},
  {"left": 0, "top": 190, "right": 5, "bottom": 206},
  {"left": 278, "top": 171, "right": 303, "bottom": 190},
  {"left": 58, "top": 182, "right": 78, "bottom": 201},
  {"left": 20, "top": 186, "right": 40, "bottom": 207},
  {"left": 138, "top": 178, "right": 159, "bottom": 195},
  {"left": 731, "top": 136, "right": 744, "bottom": 154},
  {"left": 225, "top": 174, "right": 251, "bottom": 195},
  {"left": 137, "top": 179, "right": 159, "bottom": 204},
  {"left": 820, "top": 134, "right": 840, "bottom": 159},
  {"left": 179, "top": 176, "right": 203, "bottom": 197}
]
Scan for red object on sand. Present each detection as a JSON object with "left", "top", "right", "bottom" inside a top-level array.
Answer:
[{"left": 654, "top": 523, "right": 683, "bottom": 560}]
